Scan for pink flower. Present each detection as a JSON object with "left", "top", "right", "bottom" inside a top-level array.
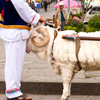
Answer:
[{"left": 73, "top": 16, "right": 79, "bottom": 20}]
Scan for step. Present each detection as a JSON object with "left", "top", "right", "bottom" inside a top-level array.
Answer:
[{"left": 1, "top": 81, "right": 100, "bottom": 95}]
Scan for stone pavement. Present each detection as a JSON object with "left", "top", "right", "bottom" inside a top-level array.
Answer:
[
  {"left": 1, "top": 2, "right": 100, "bottom": 100},
  {"left": 0, "top": 1, "right": 100, "bottom": 84},
  {"left": 1, "top": 94, "right": 100, "bottom": 100}
]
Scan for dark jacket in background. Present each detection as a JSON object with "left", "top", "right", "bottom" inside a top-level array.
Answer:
[{"left": 30, "top": 1, "right": 36, "bottom": 10}]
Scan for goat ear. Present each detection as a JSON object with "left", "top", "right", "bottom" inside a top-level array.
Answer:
[
  {"left": 31, "top": 27, "right": 50, "bottom": 47},
  {"left": 26, "top": 37, "right": 32, "bottom": 53}
]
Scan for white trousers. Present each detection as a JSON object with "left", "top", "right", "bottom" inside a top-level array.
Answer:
[{"left": 4, "top": 39, "right": 27, "bottom": 99}]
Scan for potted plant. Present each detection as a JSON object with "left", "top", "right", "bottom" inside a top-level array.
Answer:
[
  {"left": 64, "top": 18, "right": 86, "bottom": 32},
  {"left": 86, "top": 14, "right": 100, "bottom": 32},
  {"left": 64, "top": 14, "right": 100, "bottom": 33}
]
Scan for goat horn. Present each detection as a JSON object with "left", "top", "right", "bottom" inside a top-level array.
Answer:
[{"left": 31, "top": 27, "right": 50, "bottom": 47}]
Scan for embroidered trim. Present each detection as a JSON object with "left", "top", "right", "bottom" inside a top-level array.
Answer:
[
  {"left": 0, "top": 24, "right": 31, "bottom": 31},
  {"left": 30, "top": 13, "right": 36, "bottom": 24},
  {"left": 5, "top": 0, "right": 9, "bottom": 2},
  {"left": 0, "top": 9, "right": 4, "bottom": 22},
  {"left": 0, "top": 14, "right": 4, "bottom": 22},
  {"left": 1, "top": 9, "right": 4, "bottom": 17},
  {"left": 6, "top": 88, "right": 20, "bottom": 94}
]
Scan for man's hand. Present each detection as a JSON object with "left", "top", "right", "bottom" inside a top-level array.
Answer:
[{"left": 39, "top": 15, "right": 45, "bottom": 23}]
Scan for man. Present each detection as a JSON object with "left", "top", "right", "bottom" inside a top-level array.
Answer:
[
  {"left": 55, "top": 2, "right": 67, "bottom": 31},
  {"left": 30, "top": 1, "right": 36, "bottom": 11},
  {"left": 37, "top": 2, "right": 41, "bottom": 13},
  {"left": 0, "top": 0, "right": 45, "bottom": 100},
  {"left": 43, "top": 0, "right": 48, "bottom": 12}
]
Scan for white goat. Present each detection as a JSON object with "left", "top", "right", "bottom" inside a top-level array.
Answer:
[{"left": 26, "top": 26, "right": 100, "bottom": 100}]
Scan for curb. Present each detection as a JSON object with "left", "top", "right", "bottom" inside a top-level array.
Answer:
[{"left": 1, "top": 81, "right": 100, "bottom": 95}]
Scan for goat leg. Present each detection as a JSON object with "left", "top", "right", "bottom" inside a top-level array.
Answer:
[{"left": 60, "top": 66, "right": 74, "bottom": 100}]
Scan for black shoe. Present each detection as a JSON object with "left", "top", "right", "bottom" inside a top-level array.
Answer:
[{"left": 7, "top": 94, "right": 32, "bottom": 100}]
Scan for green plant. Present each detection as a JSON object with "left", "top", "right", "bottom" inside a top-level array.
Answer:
[
  {"left": 64, "top": 26, "right": 79, "bottom": 32},
  {"left": 65, "top": 19, "right": 85, "bottom": 32},
  {"left": 88, "top": 14, "right": 100, "bottom": 29},
  {"left": 86, "top": 27, "right": 100, "bottom": 32},
  {"left": 68, "top": 19, "right": 84, "bottom": 28},
  {"left": 65, "top": 14, "right": 100, "bottom": 32}
]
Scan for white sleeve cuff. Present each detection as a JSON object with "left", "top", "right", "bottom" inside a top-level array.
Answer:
[{"left": 30, "top": 13, "right": 40, "bottom": 26}]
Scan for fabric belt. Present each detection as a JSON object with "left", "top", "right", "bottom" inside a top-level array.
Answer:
[
  {"left": 51, "top": 30, "right": 58, "bottom": 65},
  {"left": 75, "top": 37, "right": 82, "bottom": 71}
]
